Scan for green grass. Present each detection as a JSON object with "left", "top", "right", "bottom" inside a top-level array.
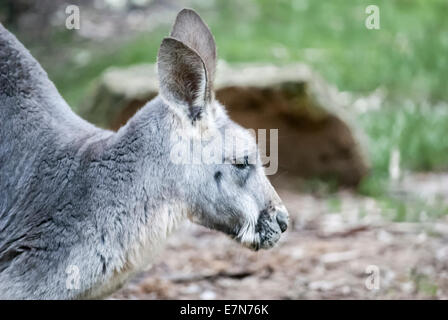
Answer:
[
  {"left": 213, "top": 0, "right": 448, "bottom": 103},
  {"left": 43, "top": 0, "right": 448, "bottom": 108},
  {"left": 360, "top": 104, "right": 448, "bottom": 173},
  {"left": 357, "top": 103, "right": 448, "bottom": 217},
  {"left": 358, "top": 104, "right": 448, "bottom": 200},
  {"left": 378, "top": 196, "right": 448, "bottom": 222},
  {"left": 410, "top": 270, "right": 439, "bottom": 297}
]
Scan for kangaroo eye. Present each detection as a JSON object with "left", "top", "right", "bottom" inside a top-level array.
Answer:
[
  {"left": 233, "top": 156, "right": 249, "bottom": 169},
  {"left": 233, "top": 163, "right": 248, "bottom": 170}
]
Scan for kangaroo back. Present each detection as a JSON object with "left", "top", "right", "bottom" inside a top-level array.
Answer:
[
  {"left": 0, "top": 23, "right": 103, "bottom": 218},
  {"left": 0, "top": 24, "right": 112, "bottom": 299}
]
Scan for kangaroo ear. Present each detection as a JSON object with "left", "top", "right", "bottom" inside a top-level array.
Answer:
[
  {"left": 157, "top": 37, "right": 208, "bottom": 122},
  {"left": 170, "top": 9, "right": 216, "bottom": 95}
]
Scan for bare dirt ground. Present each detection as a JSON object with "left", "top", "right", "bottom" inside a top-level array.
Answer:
[{"left": 112, "top": 174, "right": 448, "bottom": 300}]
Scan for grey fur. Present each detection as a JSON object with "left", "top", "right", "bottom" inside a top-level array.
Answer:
[
  {"left": 0, "top": 9, "right": 288, "bottom": 299},
  {"left": 158, "top": 37, "right": 207, "bottom": 120},
  {"left": 170, "top": 9, "right": 217, "bottom": 95}
]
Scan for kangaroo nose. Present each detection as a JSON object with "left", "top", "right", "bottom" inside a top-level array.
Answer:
[{"left": 276, "top": 210, "right": 289, "bottom": 233}]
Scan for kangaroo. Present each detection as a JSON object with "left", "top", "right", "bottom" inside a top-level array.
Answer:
[{"left": 0, "top": 9, "right": 288, "bottom": 299}]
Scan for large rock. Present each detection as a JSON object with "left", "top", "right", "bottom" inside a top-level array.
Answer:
[{"left": 81, "top": 62, "right": 369, "bottom": 186}]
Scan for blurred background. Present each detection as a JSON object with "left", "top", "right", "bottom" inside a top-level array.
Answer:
[{"left": 1, "top": 0, "right": 448, "bottom": 299}]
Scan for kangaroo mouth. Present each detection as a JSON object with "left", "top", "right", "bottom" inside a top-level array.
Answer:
[
  {"left": 192, "top": 209, "right": 287, "bottom": 251},
  {"left": 255, "top": 210, "right": 283, "bottom": 250},
  {"left": 236, "top": 209, "right": 287, "bottom": 251}
]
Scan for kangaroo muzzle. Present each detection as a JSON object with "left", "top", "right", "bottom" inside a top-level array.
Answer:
[
  {"left": 253, "top": 207, "right": 289, "bottom": 250},
  {"left": 276, "top": 209, "right": 289, "bottom": 233}
]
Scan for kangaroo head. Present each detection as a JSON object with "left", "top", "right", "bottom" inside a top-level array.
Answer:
[{"left": 157, "top": 9, "right": 288, "bottom": 250}]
